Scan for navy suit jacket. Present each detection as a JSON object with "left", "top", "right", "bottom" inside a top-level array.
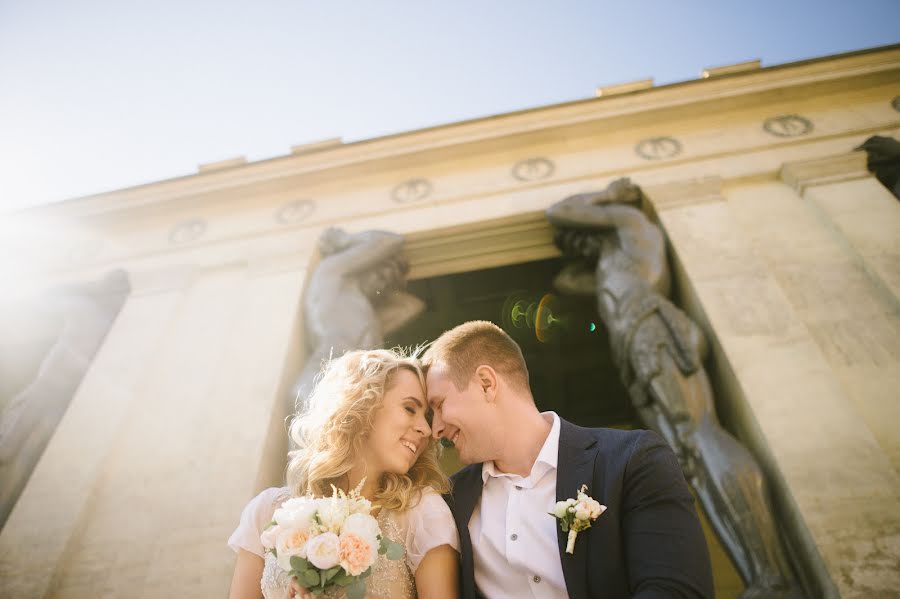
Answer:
[{"left": 444, "top": 419, "right": 714, "bottom": 599}]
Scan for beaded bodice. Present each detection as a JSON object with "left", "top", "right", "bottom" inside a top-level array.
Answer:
[{"left": 260, "top": 509, "right": 415, "bottom": 599}]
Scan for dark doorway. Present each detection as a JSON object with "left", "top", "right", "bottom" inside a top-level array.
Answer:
[
  {"left": 385, "top": 256, "right": 744, "bottom": 596},
  {"left": 386, "top": 257, "right": 636, "bottom": 429}
]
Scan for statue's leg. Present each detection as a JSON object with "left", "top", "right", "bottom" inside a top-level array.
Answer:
[{"left": 631, "top": 330, "right": 797, "bottom": 595}]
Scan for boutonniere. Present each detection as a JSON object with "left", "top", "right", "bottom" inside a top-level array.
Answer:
[{"left": 550, "top": 484, "right": 607, "bottom": 554}]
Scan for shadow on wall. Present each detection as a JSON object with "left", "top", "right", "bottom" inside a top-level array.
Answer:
[{"left": 0, "top": 270, "right": 130, "bottom": 530}]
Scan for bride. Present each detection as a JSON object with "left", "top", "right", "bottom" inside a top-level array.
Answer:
[{"left": 228, "top": 349, "right": 459, "bottom": 599}]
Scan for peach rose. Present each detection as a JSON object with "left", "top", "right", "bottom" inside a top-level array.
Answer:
[
  {"left": 276, "top": 527, "right": 312, "bottom": 571},
  {"left": 338, "top": 533, "right": 377, "bottom": 576},
  {"left": 261, "top": 524, "right": 280, "bottom": 550}
]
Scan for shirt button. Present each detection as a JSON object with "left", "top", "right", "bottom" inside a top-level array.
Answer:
[
  {"left": 533, "top": 575, "right": 541, "bottom": 583},
  {"left": 510, "top": 533, "right": 518, "bottom": 541},
  {"left": 515, "top": 485, "right": 523, "bottom": 490}
]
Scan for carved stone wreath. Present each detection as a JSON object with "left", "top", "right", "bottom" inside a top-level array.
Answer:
[
  {"left": 635, "top": 136, "right": 682, "bottom": 161},
  {"left": 763, "top": 114, "right": 813, "bottom": 138},
  {"left": 168, "top": 219, "right": 207, "bottom": 245},
  {"left": 275, "top": 199, "right": 315, "bottom": 225},
  {"left": 391, "top": 178, "right": 433, "bottom": 204},
  {"left": 512, "top": 157, "right": 555, "bottom": 181}
]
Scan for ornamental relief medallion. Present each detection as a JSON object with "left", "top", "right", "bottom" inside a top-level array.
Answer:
[
  {"left": 391, "top": 178, "right": 433, "bottom": 204},
  {"left": 168, "top": 219, "right": 207, "bottom": 245},
  {"left": 275, "top": 199, "right": 315, "bottom": 225},
  {"left": 635, "top": 136, "right": 682, "bottom": 161},
  {"left": 512, "top": 157, "right": 555, "bottom": 181},
  {"left": 763, "top": 114, "right": 813, "bottom": 138}
]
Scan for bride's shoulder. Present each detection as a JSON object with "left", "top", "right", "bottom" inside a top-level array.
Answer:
[
  {"left": 245, "top": 486, "right": 290, "bottom": 518},
  {"left": 405, "top": 486, "right": 452, "bottom": 521},
  {"left": 398, "top": 486, "right": 459, "bottom": 569}
]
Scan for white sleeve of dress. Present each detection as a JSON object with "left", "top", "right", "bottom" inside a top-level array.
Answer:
[
  {"left": 404, "top": 488, "right": 460, "bottom": 574},
  {"left": 227, "top": 487, "right": 286, "bottom": 558}
]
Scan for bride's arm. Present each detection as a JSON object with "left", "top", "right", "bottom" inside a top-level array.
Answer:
[
  {"left": 414, "top": 545, "right": 460, "bottom": 599},
  {"left": 228, "top": 549, "right": 264, "bottom": 599}
]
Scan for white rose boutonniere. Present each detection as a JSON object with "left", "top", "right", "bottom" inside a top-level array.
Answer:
[{"left": 550, "top": 484, "right": 607, "bottom": 554}]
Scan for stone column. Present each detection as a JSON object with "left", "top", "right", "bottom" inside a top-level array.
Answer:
[
  {"left": 0, "top": 258, "right": 308, "bottom": 598},
  {"left": 646, "top": 167, "right": 900, "bottom": 598}
]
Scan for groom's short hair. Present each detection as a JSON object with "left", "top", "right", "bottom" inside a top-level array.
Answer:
[{"left": 422, "top": 320, "right": 530, "bottom": 392}]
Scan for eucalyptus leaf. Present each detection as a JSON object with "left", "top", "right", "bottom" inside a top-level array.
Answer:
[
  {"left": 384, "top": 539, "right": 405, "bottom": 561},
  {"left": 333, "top": 573, "right": 355, "bottom": 587},
  {"left": 322, "top": 566, "right": 341, "bottom": 582},
  {"left": 378, "top": 537, "right": 388, "bottom": 555},
  {"left": 302, "top": 569, "right": 320, "bottom": 587},
  {"left": 290, "top": 556, "right": 312, "bottom": 573},
  {"left": 346, "top": 580, "right": 367, "bottom": 599}
]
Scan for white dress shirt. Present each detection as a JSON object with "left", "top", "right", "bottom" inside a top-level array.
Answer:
[{"left": 469, "top": 412, "right": 567, "bottom": 599}]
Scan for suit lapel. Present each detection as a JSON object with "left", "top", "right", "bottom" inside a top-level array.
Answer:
[
  {"left": 451, "top": 464, "right": 484, "bottom": 599},
  {"left": 556, "top": 419, "right": 599, "bottom": 599}
]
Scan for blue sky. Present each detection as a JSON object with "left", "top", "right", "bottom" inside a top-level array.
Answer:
[{"left": 1, "top": 0, "right": 898, "bottom": 212}]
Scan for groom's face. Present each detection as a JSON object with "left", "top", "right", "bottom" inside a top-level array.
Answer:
[{"left": 426, "top": 361, "right": 491, "bottom": 464}]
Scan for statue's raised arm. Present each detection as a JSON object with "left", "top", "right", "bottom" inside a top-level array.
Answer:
[{"left": 291, "top": 228, "right": 425, "bottom": 411}]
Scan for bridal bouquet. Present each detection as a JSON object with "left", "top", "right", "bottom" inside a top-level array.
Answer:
[{"left": 261, "top": 483, "right": 404, "bottom": 599}]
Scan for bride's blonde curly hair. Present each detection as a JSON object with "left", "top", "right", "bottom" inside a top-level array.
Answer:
[{"left": 286, "top": 348, "right": 449, "bottom": 511}]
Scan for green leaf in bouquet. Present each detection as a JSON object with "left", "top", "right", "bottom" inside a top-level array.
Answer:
[
  {"left": 378, "top": 536, "right": 388, "bottom": 555},
  {"left": 384, "top": 539, "right": 405, "bottom": 561},
  {"left": 322, "top": 566, "right": 341, "bottom": 582},
  {"left": 333, "top": 572, "right": 356, "bottom": 587},
  {"left": 302, "top": 569, "right": 320, "bottom": 587},
  {"left": 290, "top": 555, "right": 312, "bottom": 573},
  {"left": 346, "top": 579, "right": 367, "bottom": 599}
]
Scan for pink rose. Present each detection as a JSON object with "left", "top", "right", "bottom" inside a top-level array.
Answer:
[{"left": 338, "top": 533, "right": 377, "bottom": 576}]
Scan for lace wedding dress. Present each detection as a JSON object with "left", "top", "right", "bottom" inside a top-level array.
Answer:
[{"left": 228, "top": 487, "right": 458, "bottom": 599}]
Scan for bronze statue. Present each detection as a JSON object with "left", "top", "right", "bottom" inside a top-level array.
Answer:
[
  {"left": 291, "top": 228, "right": 425, "bottom": 410},
  {"left": 546, "top": 179, "right": 801, "bottom": 599},
  {"left": 857, "top": 135, "right": 900, "bottom": 200},
  {"left": 0, "top": 269, "right": 129, "bottom": 529}
]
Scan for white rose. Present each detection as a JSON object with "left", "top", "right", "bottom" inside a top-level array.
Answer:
[
  {"left": 273, "top": 497, "right": 317, "bottom": 532},
  {"left": 316, "top": 497, "right": 350, "bottom": 534},
  {"left": 591, "top": 503, "right": 607, "bottom": 519},
  {"left": 260, "top": 524, "right": 280, "bottom": 550},
  {"left": 340, "top": 513, "right": 381, "bottom": 547},
  {"left": 553, "top": 501, "right": 569, "bottom": 518},
  {"left": 575, "top": 507, "right": 591, "bottom": 521},
  {"left": 275, "top": 526, "right": 312, "bottom": 571},
  {"left": 306, "top": 532, "right": 341, "bottom": 570}
]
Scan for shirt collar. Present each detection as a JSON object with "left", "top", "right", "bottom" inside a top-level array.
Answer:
[{"left": 481, "top": 411, "right": 560, "bottom": 484}]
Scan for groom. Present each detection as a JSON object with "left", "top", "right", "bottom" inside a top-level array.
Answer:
[{"left": 423, "top": 321, "right": 713, "bottom": 598}]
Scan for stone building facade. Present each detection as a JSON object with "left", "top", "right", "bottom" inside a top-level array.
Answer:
[{"left": 1, "top": 45, "right": 898, "bottom": 597}]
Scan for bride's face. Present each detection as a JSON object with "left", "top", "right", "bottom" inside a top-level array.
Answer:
[{"left": 363, "top": 369, "right": 432, "bottom": 476}]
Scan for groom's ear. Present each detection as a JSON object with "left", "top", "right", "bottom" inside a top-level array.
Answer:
[{"left": 474, "top": 365, "right": 498, "bottom": 402}]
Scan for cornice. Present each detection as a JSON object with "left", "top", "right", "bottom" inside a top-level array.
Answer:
[
  {"left": 404, "top": 211, "right": 559, "bottom": 280},
  {"left": 779, "top": 151, "right": 870, "bottom": 194},
  {"left": 31, "top": 45, "right": 900, "bottom": 220},
  {"left": 643, "top": 177, "right": 725, "bottom": 212}
]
